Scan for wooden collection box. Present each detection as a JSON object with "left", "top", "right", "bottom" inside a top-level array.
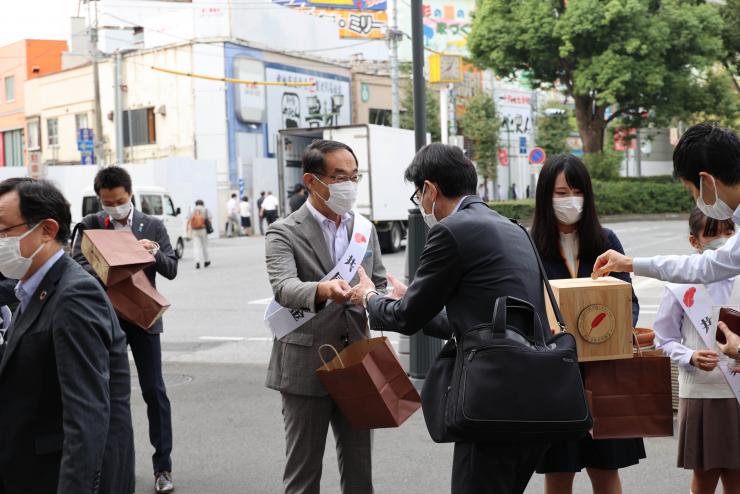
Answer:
[{"left": 545, "top": 277, "right": 633, "bottom": 362}]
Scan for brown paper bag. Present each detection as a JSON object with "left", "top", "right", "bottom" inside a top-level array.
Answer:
[
  {"left": 81, "top": 230, "right": 155, "bottom": 286},
  {"left": 107, "top": 271, "right": 170, "bottom": 330},
  {"left": 316, "top": 337, "right": 421, "bottom": 430},
  {"left": 583, "top": 349, "right": 673, "bottom": 439}
]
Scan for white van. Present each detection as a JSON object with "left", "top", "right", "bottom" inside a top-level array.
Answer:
[{"left": 81, "top": 186, "right": 186, "bottom": 259}]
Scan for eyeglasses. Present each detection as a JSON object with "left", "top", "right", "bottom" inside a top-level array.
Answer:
[
  {"left": 410, "top": 188, "right": 421, "bottom": 207},
  {"left": 0, "top": 222, "right": 29, "bottom": 239},
  {"left": 315, "top": 173, "right": 363, "bottom": 184}
]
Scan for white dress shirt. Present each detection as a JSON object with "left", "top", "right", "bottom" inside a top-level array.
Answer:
[
  {"left": 653, "top": 278, "right": 736, "bottom": 398},
  {"left": 560, "top": 232, "right": 579, "bottom": 277},
  {"left": 262, "top": 194, "right": 279, "bottom": 212},
  {"left": 633, "top": 206, "right": 740, "bottom": 284},
  {"left": 306, "top": 201, "right": 352, "bottom": 265}
]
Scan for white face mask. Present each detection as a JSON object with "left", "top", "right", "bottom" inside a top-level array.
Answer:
[
  {"left": 552, "top": 196, "right": 584, "bottom": 225},
  {"left": 103, "top": 201, "right": 132, "bottom": 221},
  {"left": 420, "top": 184, "right": 438, "bottom": 228},
  {"left": 0, "top": 223, "right": 45, "bottom": 279},
  {"left": 313, "top": 176, "right": 358, "bottom": 216},
  {"left": 696, "top": 175, "right": 734, "bottom": 221},
  {"left": 701, "top": 237, "right": 729, "bottom": 252}
]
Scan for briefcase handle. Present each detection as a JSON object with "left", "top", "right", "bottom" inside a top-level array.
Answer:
[
  {"left": 491, "top": 296, "right": 547, "bottom": 346},
  {"left": 511, "top": 220, "right": 567, "bottom": 333}
]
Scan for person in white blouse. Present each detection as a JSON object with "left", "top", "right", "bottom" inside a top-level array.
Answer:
[
  {"left": 652, "top": 208, "right": 740, "bottom": 494},
  {"left": 594, "top": 123, "right": 740, "bottom": 362}
]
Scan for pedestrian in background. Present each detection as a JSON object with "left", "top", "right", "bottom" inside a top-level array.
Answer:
[
  {"left": 240, "top": 195, "right": 252, "bottom": 236},
  {"left": 261, "top": 191, "right": 279, "bottom": 226},
  {"left": 225, "top": 193, "right": 240, "bottom": 237},
  {"left": 530, "top": 154, "right": 644, "bottom": 494},
  {"left": 653, "top": 208, "right": 740, "bottom": 494},
  {"left": 188, "top": 199, "right": 212, "bottom": 269},
  {"left": 511, "top": 183, "right": 518, "bottom": 200},
  {"left": 72, "top": 166, "right": 178, "bottom": 494},
  {"left": 289, "top": 183, "right": 307, "bottom": 213},
  {"left": 0, "top": 178, "right": 134, "bottom": 493},
  {"left": 257, "top": 191, "right": 266, "bottom": 235}
]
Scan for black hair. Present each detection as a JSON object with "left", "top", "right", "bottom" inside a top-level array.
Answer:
[
  {"left": 688, "top": 207, "right": 735, "bottom": 238},
  {"left": 260, "top": 191, "right": 265, "bottom": 196},
  {"left": 293, "top": 183, "right": 305, "bottom": 193},
  {"left": 404, "top": 143, "right": 478, "bottom": 197},
  {"left": 0, "top": 178, "right": 71, "bottom": 243},
  {"left": 195, "top": 199, "right": 204, "bottom": 206},
  {"left": 242, "top": 196, "right": 248, "bottom": 202},
  {"left": 302, "top": 140, "right": 359, "bottom": 175},
  {"left": 531, "top": 154, "right": 607, "bottom": 262},
  {"left": 673, "top": 123, "right": 740, "bottom": 187},
  {"left": 231, "top": 193, "right": 237, "bottom": 198},
  {"left": 94, "top": 166, "right": 132, "bottom": 195}
]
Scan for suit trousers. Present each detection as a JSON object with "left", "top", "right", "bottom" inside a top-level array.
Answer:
[
  {"left": 191, "top": 228, "right": 210, "bottom": 264},
  {"left": 451, "top": 442, "right": 547, "bottom": 494},
  {"left": 281, "top": 392, "right": 373, "bottom": 494},
  {"left": 123, "top": 324, "right": 173, "bottom": 473}
]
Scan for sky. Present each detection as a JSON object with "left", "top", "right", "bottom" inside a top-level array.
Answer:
[{"left": 0, "top": 0, "right": 81, "bottom": 47}]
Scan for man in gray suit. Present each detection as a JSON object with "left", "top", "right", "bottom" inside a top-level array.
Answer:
[
  {"left": 0, "top": 178, "right": 134, "bottom": 494},
  {"left": 72, "top": 166, "right": 178, "bottom": 494},
  {"left": 265, "top": 140, "right": 387, "bottom": 494}
]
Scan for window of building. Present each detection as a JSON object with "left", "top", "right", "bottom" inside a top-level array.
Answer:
[
  {"left": 47, "top": 118, "right": 59, "bottom": 147},
  {"left": 75, "top": 112, "right": 89, "bottom": 137},
  {"left": 368, "top": 108, "right": 392, "bottom": 127},
  {"left": 123, "top": 107, "right": 156, "bottom": 146},
  {"left": 4, "top": 77, "right": 14, "bottom": 102},
  {"left": 27, "top": 119, "right": 40, "bottom": 150},
  {"left": 3, "top": 129, "right": 24, "bottom": 167}
]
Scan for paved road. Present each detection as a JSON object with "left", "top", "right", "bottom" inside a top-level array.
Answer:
[{"left": 130, "top": 219, "right": 698, "bottom": 493}]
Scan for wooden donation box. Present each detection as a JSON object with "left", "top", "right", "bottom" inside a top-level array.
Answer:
[{"left": 545, "top": 277, "right": 633, "bottom": 362}]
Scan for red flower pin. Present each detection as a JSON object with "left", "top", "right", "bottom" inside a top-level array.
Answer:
[
  {"left": 354, "top": 233, "right": 367, "bottom": 244},
  {"left": 104, "top": 216, "right": 111, "bottom": 228},
  {"left": 683, "top": 287, "right": 696, "bottom": 308}
]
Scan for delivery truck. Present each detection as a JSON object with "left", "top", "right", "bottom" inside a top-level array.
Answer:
[{"left": 276, "top": 124, "right": 417, "bottom": 253}]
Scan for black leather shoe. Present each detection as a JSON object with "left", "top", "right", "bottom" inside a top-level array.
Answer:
[
  {"left": 195, "top": 263, "right": 200, "bottom": 269},
  {"left": 155, "top": 471, "right": 174, "bottom": 493},
  {"left": 204, "top": 261, "right": 211, "bottom": 268}
]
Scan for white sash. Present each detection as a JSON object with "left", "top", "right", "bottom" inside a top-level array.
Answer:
[
  {"left": 264, "top": 213, "right": 373, "bottom": 340},
  {"left": 667, "top": 282, "right": 740, "bottom": 405}
]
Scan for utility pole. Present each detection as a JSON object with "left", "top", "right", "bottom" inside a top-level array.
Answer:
[
  {"left": 88, "top": 0, "right": 105, "bottom": 167},
  {"left": 114, "top": 50, "right": 124, "bottom": 164},
  {"left": 411, "top": 0, "right": 425, "bottom": 150},
  {"left": 439, "top": 86, "right": 448, "bottom": 144},
  {"left": 388, "top": 0, "right": 401, "bottom": 128}
]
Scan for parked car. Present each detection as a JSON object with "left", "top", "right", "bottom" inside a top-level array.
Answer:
[{"left": 81, "top": 186, "right": 186, "bottom": 259}]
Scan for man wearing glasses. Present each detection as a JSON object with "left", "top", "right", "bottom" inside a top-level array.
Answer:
[{"left": 264, "top": 139, "right": 387, "bottom": 494}]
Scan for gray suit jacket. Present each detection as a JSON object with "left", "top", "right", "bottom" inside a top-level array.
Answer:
[
  {"left": 0, "top": 255, "right": 134, "bottom": 494},
  {"left": 71, "top": 209, "right": 178, "bottom": 334},
  {"left": 265, "top": 204, "right": 387, "bottom": 397}
]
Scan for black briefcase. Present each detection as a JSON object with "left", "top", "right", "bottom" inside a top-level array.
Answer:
[{"left": 421, "top": 221, "right": 592, "bottom": 444}]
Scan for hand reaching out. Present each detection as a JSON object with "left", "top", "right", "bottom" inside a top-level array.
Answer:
[
  {"left": 386, "top": 273, "right": 407, "bottom": 300},
  {"left": 592, "top": 249, "right": 634, "bottom": 278},
  {"left": 349, "top": 267, "right": 376, "bottom": 305}
]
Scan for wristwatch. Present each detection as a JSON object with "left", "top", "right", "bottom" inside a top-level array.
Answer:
[{"left": 362, "top": 289, "right": 379, "bottom": 309}]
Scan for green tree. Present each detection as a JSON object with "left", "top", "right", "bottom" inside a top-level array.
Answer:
[
  {"left": 459, "top": 93, "right": 501, "bottom": 182},
  {"left": 536, "top": 105, "right": 572, "bottom": 156},
  {"left": 720, "top": 0, "right": 740, "bottom": 93},
  {"left": 468, "top": 0, "right": 728, "bottom": 154},
  {"left": 400, "top": 83, "right": 441, "bottom": 142}
]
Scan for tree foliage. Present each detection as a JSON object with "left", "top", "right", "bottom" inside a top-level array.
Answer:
[
  {"left": 459, "top": 93, "right": 501, "bottom": 181},
  {"left": 400, "top": 82, "right": 441, "bottom": 143},
  {"left": 468, "top": 0, "right": 730, "bottom": 153},
  {"left": 719, "top": 0, "right": 740, "bottom": 93},
  {"left": 536, "top": 105, "right": 572, "bottom": 157}
]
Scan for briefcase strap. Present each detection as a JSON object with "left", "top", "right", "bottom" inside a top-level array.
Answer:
[{"left": 512, "top": 220, "right": 567, "bottom": 333}]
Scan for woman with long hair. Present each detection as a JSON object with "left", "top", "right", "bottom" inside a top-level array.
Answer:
[{"left": 531, "top": 154, "right": 644, "bottom": 494}]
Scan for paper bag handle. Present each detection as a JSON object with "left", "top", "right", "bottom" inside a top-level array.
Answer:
[
  {"left": 631, "top": 329, "right": 644, "bottom": 358},
  {"left": 318, "top": 344, "right": 345, "bottom": 368}
]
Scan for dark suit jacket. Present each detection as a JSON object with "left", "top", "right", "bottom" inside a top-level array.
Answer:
[
  {"left": 71, "top": 209, "right": 178, "bottom": 334},
  {"left": 0, "top": 276, "right": 16, "bottom": 307},
  {"left": 541, "top": 228, "right": 639, "bottom": 326},
  {"left": 0, "top": 254, "right": 134, "bottom": 494},
  {"left": 367, "top": 197, "right": 548, "bottom": 342}
]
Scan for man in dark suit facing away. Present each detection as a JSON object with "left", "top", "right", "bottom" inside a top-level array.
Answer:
[
  {"left": 350, "top": 144, "right": 551, "bottom": 494},
  {"left": 0, "top": 178, "right": 134, "bottom": 494},
  {"left": 72, "top": 166, "right": 178, "bottom": 494}
]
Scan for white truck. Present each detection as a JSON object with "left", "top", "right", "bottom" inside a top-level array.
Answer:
[{"left": 276, "top": 124, "right": 417, "bottom": 252}]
